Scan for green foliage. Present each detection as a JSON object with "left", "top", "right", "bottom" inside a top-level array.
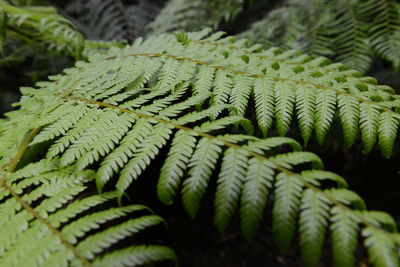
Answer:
[
  {"left": 35, "top": 28, "right": 400, "bottom": 158},
  {"left": 63, "top": 0, "right": 161, "bottom": 42},
  {"left": 0, "top": 160, "right": 175, "bottom": 266},
  {"left": 147, "top": 0, "right": 244, "bottom": 36},
  {"left": 240, "top": 0, "right": 400, "bottom": 72},
  {"left": 0, "top": 1, "right": 84, "bottom": 58},
  {"left": 2, "top": 30, "right": 400, "bottom": 266}
]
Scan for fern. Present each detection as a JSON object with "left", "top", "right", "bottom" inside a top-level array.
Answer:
[
  {"left": 0, "top": 160, "right": 175, "bottom": 266},
  {"left": 0, "top": 1, "right": 84, "bottom": 58},
  {"left": 331, "top": 0, "right": 372, "bottom": 72},
  {"left": 2, "top": 30, "right": 400, "bottom": 266},
  {"left": 240, "top": 0, "right": 335, "bottom": 60},
  {"left": 65, "top": 0, "right": 131, "bottom": 41},
  {"left": 63, "top": 0, "right": 160, "bottom": 42},
  {"left": 365, "top": 0, "right": 400, "bottom": 69},
  {"left": 147, "top": 0, "right": 244, "bottom": 36},
  {"left": 241, "top": 0, "right": 400, "bottom": 72}
]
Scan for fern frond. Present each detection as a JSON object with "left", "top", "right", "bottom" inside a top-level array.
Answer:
[
  {"left": 360, "top": 102, "right": 380, "bottom": 153},
  {"left": 0, "top": 161, "right": 175, "bottom": 267},
  {"left": 330, "top": 207, "right": 359, "bottom": 267},
  {"left": 365, "top": 0, "right": 400, "bottom": 69},
  {"left": 0, "top": 3, "right": 84, "bottom": 58},
  {"left": 314, "top": 89, "right": 336, "bottom": 144},
  {"left": 272, "top": 172, "right": 303, "bottom": 252},
  {"left": 64, "top": 0, "right": 160, "bottom": 42},
  {"left": 274, "top": 81, "right": 296, "bottom": 136},
  {"left": 295, "top": 85, "right": 316, "bottom": 145},
  {"left": 158, "top": 131, "right": 197, "bottom": 205},
  {"left": 253, "top": 78, "right": 275, "bottom": 136},
  {"left": 378, "top": 111, "right": 399, "bottom": 158},
  {"left": 240, "top": 157, "right": 275, "bottom": 240},
  {"left": 331, "top": 1, "right": 373, "bottom": 72},
  {"left": 363, "top": 227, "right": 399, "bottom": 267},
  {"left": 147, "top": 0, "right": 244, "bottom": 35},
  {"left": 2, "top": 30, "right": 400, "bottom": 266},
  {"left": 299, "top": 189, "right": 330, "bottom": 267},
  {"left": 240, "top": 0, "right": 400, "bottom": 72},
  {"left": 214, "top": 147, "right": 248, "bottom": 233},
  {"left": 182, "top": 138, "right": 223, "bottom": 218},
  {"left": 337, "top": 94, "right": 360, "bottom": 147}
]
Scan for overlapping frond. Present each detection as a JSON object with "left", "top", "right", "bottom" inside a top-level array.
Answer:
[
  {"left": 0, "top": 2, "right": 84, "bottom": 58},
  {"left": 364, "top": 0, "right": 400, "bottom": 70},
  {"left": 240, "top": 0, "right": 335, "bottom": 61},
  {"left": 64, "top": 0, "right": 161, "bottom": 42},
  {"left": 327, "top": 0, "right": 372, "bottom": 71},
  {"left": 241, "top": 0, "right": 400, "bottom": 72},
  {"left": 0, "top": 160, "right": 175, "bottom": 267},
  {"left": 2, "top": 30, "right": 400, "bottom": 266},
  {"left": 147, "top": 0, "right": 244, "bottom": 36},
  {"left": 64, "top": 0, "right": 132, "bottom": 41}
]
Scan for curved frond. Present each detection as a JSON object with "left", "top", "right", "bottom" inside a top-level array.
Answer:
[
  {"left": 0, "top": 161, "right": 175, "bottom": 267},
  {"left": 2, "top": 30, "right": 400, "bottom": 266}
]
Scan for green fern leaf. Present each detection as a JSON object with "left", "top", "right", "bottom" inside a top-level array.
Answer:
[
  {"left": 360, "top": 102, "right": 380, "bottom": 153},
  {"left": 296, "top": 84, "right": 316, "bottom": 145},
  {"left": 229, "top": 75, "right": 253, "bottom": 116},
  {"left": 240, "top": 157, "right": 275, "bottom": 240},
  {"left": 212, "top": 70, "right": 233, "bottom": 116},
  {"left": 194, "top": 65, "right": 216, "bottom": 94},
  {"left": 363, "top": 228, "right": 399, "bottom": 267},
  {"left": 158, "top": 59, "right": 181, "bottom": 88},
  {"left": 315, "top": 89, "right": 336, "bottom": 144},
  {"left": 0, "top": 3, "right": 84, "bottom": 58},
  {"left": 332, "top": 3, "right": 372, "bottom": 72},
  {"left": 272, "top": 173, "right": 303, "bottom": 251},
  {"left": 275, "top": 81, "right": 296, "bottom": 136},
  {"left": 299, "top": 189, "right": 330, "bottom": 267},
  {"left": 117, "top": 124, "right": 173, "bottom": 198},
  {"left": 182, "top": 138, "right": 223, "bottom": 218},
  {"left": 367, "top": 0, "right": 400, "bottom": 69},
  {"left": 330, "top": 207, "right": 359, "bottom": 267},
  {"left": 96, "top": 119, "right": 153, "bottom": 191},
  {"left": 338, "top": 94, "right": 360, "bottom": 147},
  {"left": 300, "top": 170, "right": 348, "bottom": 188},
  {"left": 254, "top": 78, "right": 275, "bottom": 136},
  {"left": 77, "top": 214, "right": 164, "bottom": 258},
  {"left": 148, "top": 0, "right": 244, "bottom": 35},
  {"left": 271, "top": 151, "right": 324, "bottom": 170},
  {"left": 0, "top": 162, "right": 174, "bottom": 267},
  {"left": 251, "top": 137, "right": 302, "bottom": 152},
  {"left": 215, "top": 147, "right": 248, "bottom": 234},
  {"left": 158, "top": 131, "right": 197, "bottom": 205},
  {"left": 378, "top": 111, "right": 399, "bottom": 158}
]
